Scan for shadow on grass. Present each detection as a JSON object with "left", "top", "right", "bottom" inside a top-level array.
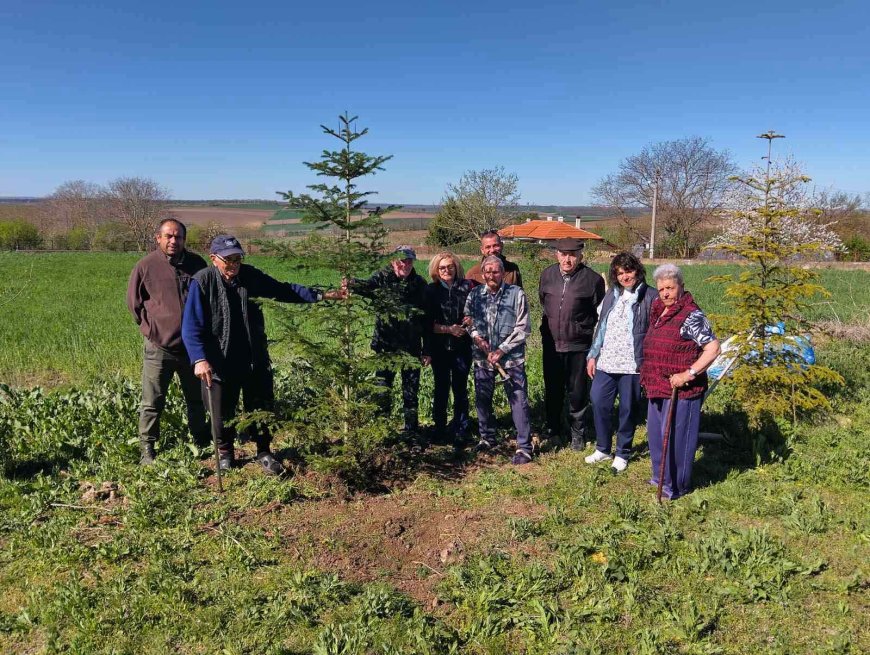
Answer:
[
  {"left": 690, "top": 406, "right": 788, "bottom": 492},
  {"left": 2, "top": 454, "right": 79, "bottom": 479}
]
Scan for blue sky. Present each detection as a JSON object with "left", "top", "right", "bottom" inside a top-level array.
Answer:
[{"left": 1, "top": 0, "right": 868, "bottom": 203}]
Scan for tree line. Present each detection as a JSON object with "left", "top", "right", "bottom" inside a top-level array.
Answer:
[
  {"left": 426, "top": 137, "right": 868, "bottom": 260},
  {"left": 0, "top": 177, "right": 176, "bottom": 251}
]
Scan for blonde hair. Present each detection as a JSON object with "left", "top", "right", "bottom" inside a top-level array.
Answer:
[{"left": 428, "top": 251, "right": 465, "bottom": 281}]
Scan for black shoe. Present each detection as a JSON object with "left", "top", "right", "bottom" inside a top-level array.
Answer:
[
  {"left": 570, "top": 436, "right": 586, "bottom": 452},
  {"left": 256, "top": 452, "right": 285, "bottom": 476},
  {"left": 511, "top": 449, "right": 533, "bottom": 466},
  {"left": 139, "top": 443, "right": 156, "bottom": 466}
]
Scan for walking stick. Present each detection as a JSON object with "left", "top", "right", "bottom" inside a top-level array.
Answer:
[
  {"left": 656, "top": 386, "right": 679, "bottom": 504},
  {"left": 205, "top": 382, "right": 223, "bottom": 493}
]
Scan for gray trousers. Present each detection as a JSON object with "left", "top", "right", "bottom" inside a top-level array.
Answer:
[{"left": 138, "top": 340, "right": 209, "bottom": 446}]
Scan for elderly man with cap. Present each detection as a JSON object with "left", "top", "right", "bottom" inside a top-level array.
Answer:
[
  {"left": 348, "top": 245, "right": 430, "bottom": 436},
  {"left": 182, "top": 234, "right": 345, "bottom": 474},
  {"left": 538, "top": 237, "right": 606, "bottom": 450},
  {"left": 466, "top": 230, "right": 523, "bottom": 288}
]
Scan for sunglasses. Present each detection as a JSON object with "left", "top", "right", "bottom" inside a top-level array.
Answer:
[{"left": 215, "top": 254, "right": 243, "bottom": 265}]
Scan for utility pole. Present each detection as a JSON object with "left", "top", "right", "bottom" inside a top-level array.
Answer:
[
  {"left": 755, "top": 130, "right": 785, "bottom": 282},
  {"left": 649, "top": 170, "right": 659, "bottom": 259},
  {"left": 756, "top": 130, "right": 785, "bottom": 209}
]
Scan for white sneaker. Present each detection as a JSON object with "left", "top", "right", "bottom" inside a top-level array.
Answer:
[
  {"left": 584, "top": 450, "right": 612, "bottom": 464},
  {"left": 611, "top": 456, "right": 628, "bottom": 473}
]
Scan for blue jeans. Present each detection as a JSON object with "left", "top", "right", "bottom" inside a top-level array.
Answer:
[
  {"left": 473, "top": 363, "right": 532, "bottom": 454},
  {"left": 431, "top": 349, "right": 471, "bottom": 437},
  {"left": 590, "top": 371, "right": 642, "bottom": 458},
  {"left": 647, "top": 395, "right": 703, "bottom": 500}
]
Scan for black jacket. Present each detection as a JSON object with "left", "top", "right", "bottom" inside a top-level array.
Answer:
[
  {"left": 538, "top": 263, "right": 605, "bottom": 352},
  {"left": 351, "top": 267, "right": 428, "bottom": 355},
  {"left": 423, "top": 279, "right": 476, "bottom": 356}
]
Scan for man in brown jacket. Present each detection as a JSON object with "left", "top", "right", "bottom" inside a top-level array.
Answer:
[
  {"left": 465, "top": 231, "right": 523, "bottom": 288},
  {"left": 127, "top": 219, "right": 209, "bottom": 464}
]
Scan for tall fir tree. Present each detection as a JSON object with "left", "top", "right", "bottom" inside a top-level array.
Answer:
[
  {"left": 708, "top": 132, "right": 843, "bottom": 439},
  {"left": 261, "top": 114, "right": 407, "bottom": 481}
]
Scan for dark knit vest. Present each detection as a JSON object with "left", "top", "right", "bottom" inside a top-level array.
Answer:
[{"left": 640, "top": 292, "right": 707, "bottom": 400}]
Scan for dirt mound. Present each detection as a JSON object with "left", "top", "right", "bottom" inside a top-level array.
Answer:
[{"left": 274, "top": 488, "right": 544, "bottom": 602}]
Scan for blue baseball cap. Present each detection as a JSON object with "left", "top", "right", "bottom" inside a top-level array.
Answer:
[
  {"left": 210, "top": 234, "right": 245, "bottom": 258},
  {"left": 393, "top": 245, "right": 417, "bottom": 260}
]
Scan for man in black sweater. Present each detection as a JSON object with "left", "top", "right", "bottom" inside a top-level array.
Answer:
[{"left": 538, "top": 238, "right": 605, "bottom": 450}]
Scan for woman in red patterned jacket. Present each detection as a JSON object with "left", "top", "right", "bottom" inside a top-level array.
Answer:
[{"left": 640, "top": 264, "right": 721, "bottom": 500}]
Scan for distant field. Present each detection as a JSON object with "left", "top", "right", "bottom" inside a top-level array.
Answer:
[
  {"left": 1, "top": 252, "right": 867, "bottom": 388},
  {"left": 168, "top": 206, "right": 274, "bottom": 229}
]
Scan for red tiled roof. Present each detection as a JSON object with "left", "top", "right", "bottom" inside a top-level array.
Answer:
[{"left": 499, "top": 220, "right": 604, "bottom": 241}]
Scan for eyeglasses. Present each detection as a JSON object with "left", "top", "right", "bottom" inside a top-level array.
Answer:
[
  {"left": 215, "top": 254, "right": 243, "bottom": 265},
  {"left": 438, "top": 264, "right": 456, "bottom": 271}
]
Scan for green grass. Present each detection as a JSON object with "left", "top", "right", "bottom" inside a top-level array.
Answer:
[
  {"left": 1, "top": 252, "right": 867, "bottom": 387},
  {"left": 0, "top": 252, "right": 868, "bottom": 653},
  {"left": 0, "top": 340, "right": 867, "bottom": 653}
]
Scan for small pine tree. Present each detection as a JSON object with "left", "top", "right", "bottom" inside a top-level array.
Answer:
[
  {"left": 708, "top": 133, "right": 843, "bottom": 434},
  {"left": 262, "top": 114, "right": 406, "bottom": 482}
]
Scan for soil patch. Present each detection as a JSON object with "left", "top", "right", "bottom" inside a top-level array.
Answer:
[{"left": 274, "top": 488, "right": 545, "bottom": 602}]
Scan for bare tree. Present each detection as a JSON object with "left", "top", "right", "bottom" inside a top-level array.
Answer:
[
  {"left": 439, "top": 166, "right": 521, "bottom": 242},
  {"left": 43, "top": 180, "right": 107, "bottom": 232},
  {"left": 811, "top": 188, "right": 864, "bottom": 224},
  {"left": 104, "top": 177, "right": 174, "bottom": 250},
  {"left": 592, "top": 137, "right": 737, "bottom": 257}
]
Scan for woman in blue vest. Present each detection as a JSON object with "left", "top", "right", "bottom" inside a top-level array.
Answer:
[{"left": 584, "top": 253, "right": 655, "bottom": 473}]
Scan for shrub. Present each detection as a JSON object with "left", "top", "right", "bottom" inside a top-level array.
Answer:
[
  {"left": 840, "top": 235, "right": 870, "bottom": 262},
  {"left": 0, "top": 220, "right": 42, "bottom": 250},
  {"left": 65, "top": 226, "right": 92, "bottom": 250},
  {"left": 92, "top": 222, "right": 131, "bottom": 251}
]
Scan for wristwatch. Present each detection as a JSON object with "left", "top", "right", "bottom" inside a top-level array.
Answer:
[{"left": 687, "top": 367, "right": 698, "bottom": 378}]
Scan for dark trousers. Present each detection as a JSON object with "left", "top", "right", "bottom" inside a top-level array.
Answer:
[
  {"left": 542, "top": 329, "right": 561, "bottom": 432},
  {"left": 474, "top": 363, "right": 532, "bottom": 454},
  {"left": 431, "top": 349, "right": 471, "bottom": 437},
  {"left": 375, "top": 367, "right": 421, "bottom": 431},
  {"left": 139, "top": 340, "right": 209, "bottom": 446},
  {"left": 201, "top": 366, "right": 274, "bottom": 455},
  {"left": 590, "top": 371, "right": 643, "bottom": 458},
  {"left": 647, "top": 395, "right": 702, "bottom": 500},
  {"left": 542, "top": 344, "right": 590, "bottom": 441}
]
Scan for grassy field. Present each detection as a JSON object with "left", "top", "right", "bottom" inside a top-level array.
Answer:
[
  {"left": 0, "top": 252, "right": 867, "bottom": 653},
  {"left": 1, "top": 252, "right": 868, "bottom": 388}
]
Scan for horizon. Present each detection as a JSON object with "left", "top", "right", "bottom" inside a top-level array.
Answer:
[{"left": 2, "top": 1, "right": 868, "bottom": 202}]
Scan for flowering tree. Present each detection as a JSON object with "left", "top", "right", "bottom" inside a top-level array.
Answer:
[
  {"left": 709, "top": 156, "right": 845, "bottom": 256},
  {"left": 709, "top": 135, "right": 843, "bottom": 434}
]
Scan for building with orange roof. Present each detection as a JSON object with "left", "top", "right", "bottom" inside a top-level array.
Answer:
[{"left": 498, "top": 218, "right": 605, "bottom": 243}]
